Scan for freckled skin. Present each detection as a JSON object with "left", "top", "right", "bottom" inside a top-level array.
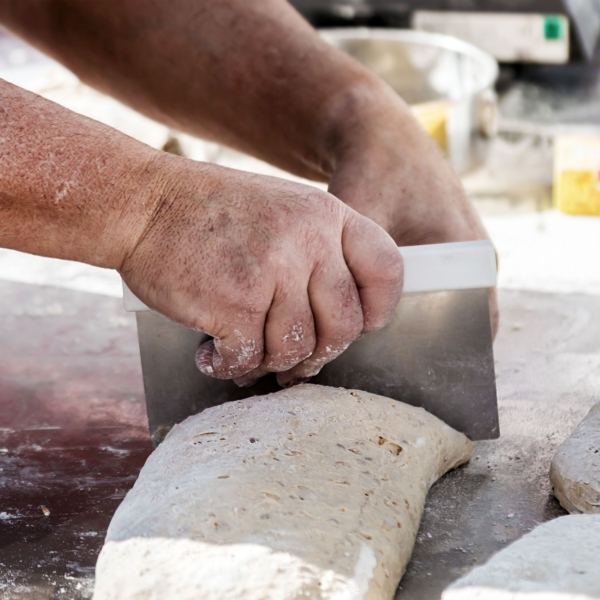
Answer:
[
  {"left": 0, "top": 0, "right": 497, "bottom": 384},
  {"left": 0, "top": 81, "right": 160, "bottom": 269}
]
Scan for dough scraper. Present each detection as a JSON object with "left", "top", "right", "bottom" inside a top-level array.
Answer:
[{"left": 123, "top": 240, "right": 499, "bottom": 446}]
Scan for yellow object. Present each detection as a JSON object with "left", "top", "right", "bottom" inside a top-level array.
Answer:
[
  {"left": 554, "top": 135, "right": 600, "bottom": 216},
  {"left": 411, "top": 100, "right": 449, "bottom": 152}
]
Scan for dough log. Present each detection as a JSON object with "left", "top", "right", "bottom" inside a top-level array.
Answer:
[
  {"left": 93, "top": 384, "right": 473, "bottom": 600},
  {"left": 550, "top": 402, "right": 600, "bottom": 514},
  {"left": 442, "top": 515, "right": 600, "bottom": 600}
]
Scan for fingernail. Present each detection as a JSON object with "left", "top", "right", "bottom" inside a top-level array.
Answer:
[{"left": 195, "top": 341, "right": 215, "bottom": 376}]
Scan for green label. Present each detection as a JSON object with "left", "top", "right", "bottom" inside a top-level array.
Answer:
[{"left": 544, "top": 15, "right": 564, "bottom": 40}]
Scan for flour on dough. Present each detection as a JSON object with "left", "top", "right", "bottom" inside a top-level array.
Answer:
[
  {"left": 93, "top": 384, "right": 473, "bottom": 600},
  {"left": 551, "top": 402, "right": 600, "bottom": 514},
  {"left": 443, "top": 514, "right": 600, "bottom": 600}
]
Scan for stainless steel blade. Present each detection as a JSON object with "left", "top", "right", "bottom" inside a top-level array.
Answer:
[
  {"left": 312, "top": 288, "right": 498, "bottom": 440},
  {"left": 136, "top": 287, "right": 498, "bottom": 447}
]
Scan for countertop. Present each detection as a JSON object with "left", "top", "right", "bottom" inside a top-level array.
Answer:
[{"left": 1, "top": 280, "right": 599, "bottom": 599}]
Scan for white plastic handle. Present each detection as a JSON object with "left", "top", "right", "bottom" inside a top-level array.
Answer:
[
  {"left": 123, "top": 283, "right": 150, "bottom": 312},
  {"left": 400, "top": 240, "right": 497, "bottom": 294},
  {"left": 123, "top": 240, "right": 497, "bottom": 312}
]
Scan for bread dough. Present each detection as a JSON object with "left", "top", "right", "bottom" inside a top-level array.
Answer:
[
  {"left": 93, "top": 384, "right": 473, "bottom": 600},
  {"left": 550, "top": 402, "right": 600, "bottom": 514},
  {"left": 442, "top": 514, "right": 600, "bottom": 600}
]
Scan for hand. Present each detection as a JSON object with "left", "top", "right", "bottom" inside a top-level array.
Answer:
[
  {"left": 326, "top": 86, "right": 499, "bottom": 336},
  {"left": 120, "top": 155, "right": 403, "bottom": 387}
]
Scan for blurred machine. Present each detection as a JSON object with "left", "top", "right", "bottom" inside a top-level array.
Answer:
[{"left": 290, "top": 0, "right": 600, "bottom": 63}]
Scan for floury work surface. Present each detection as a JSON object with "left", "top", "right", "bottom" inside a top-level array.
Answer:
[
  {"left": 396, "top": 289, "right": 600, "bottom": 598},
  {"left": 0, "top": 280, "right": 598, "bottom": 599},
  {"left": 0, "top": 281, "right": 151, "bottom": 599}
]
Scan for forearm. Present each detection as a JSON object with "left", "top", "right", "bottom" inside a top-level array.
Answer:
[
  {"left": 0, "top": 78, "right": 162, "bottom": 268},
  {"left": 0, "top": 0, "right": 403, "bottom": 181}
]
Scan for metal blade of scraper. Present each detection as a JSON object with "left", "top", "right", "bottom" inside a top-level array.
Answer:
[
  {"left": 312, "top": 240, "right": 499, "bottom": 440},
  {"left": 123, "top": 240, "right": 498, "bottom": 446}
]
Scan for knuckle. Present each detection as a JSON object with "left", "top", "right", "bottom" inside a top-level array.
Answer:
[
  {"left": 283, "top": 341, "right": 315, "bottom": 366},
  {"left": 298, "top": 349, "right": 337, "bottom": 378},
  {"left": 240, "top": 299, "right": 269, "bottom": 321},
  {"left": 348, "top": 316, "right": 364, "bottom": 339},
  {"left": 342, "top": 297, "right": 365, "bottom": 337},
  {"left": 376, "top": 248, "right": 404, "bottom": 287},
  {"left": 296, "top": 337, "right": 317, "bottom": 361},
  {"left": 213, "top": 335, "right": 263, "bottom": 378},
  {"left": 335, "top": 323, "right": 362, "bottom": 350},
  {"left": 336, "top": 301, "right": 364, "bottom": 337},
  {"left": 322, "top": 328, "right": 359, "bottom": 360},
  {"left": 335, "top": 274, "right": 361, "bottom": 307},
  {"left": 267, "top": 321, "right": 316, "bottom": 371},
  {"left": 265, "top": 353, "right": 303, "bottom": 373},
  {"left": 282, "top": 319, "right": 315, "bottom": 348},
  {"left": 215, "top": 359, "right": 260, "bottom": 379}
]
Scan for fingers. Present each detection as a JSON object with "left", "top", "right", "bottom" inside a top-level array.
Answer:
[
  {"left": 194, "top": 203, "right": 402, "bottom": 387},
  {"left": 195, "top": 314, "right": 266, "bottom": 379},
  {"left": 232, "top": 213, "right": 402, "bottom": 388},
  {"left": 276, "top": 257, "right": 364, "bottom": 387},
  {"left": 341, "top": 214, "right": 403, "bottom": 333},
  {"left": 276, "top": 212, "right": 403, "bottom": 387},
  {"left": 233, "top": 286, "right": 317, "bottom": 387}
]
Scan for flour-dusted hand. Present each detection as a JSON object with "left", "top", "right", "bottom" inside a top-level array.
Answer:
[{"left": 120, "top": 156, "right": 403, "bottom": 386}]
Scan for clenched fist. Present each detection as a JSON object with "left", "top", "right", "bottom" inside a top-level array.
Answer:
[{"left": 120, "top": 155, "right": 403, "bottom": 387}]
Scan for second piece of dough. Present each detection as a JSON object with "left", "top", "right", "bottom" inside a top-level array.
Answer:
[
  {"left": 93, "top": 384, "right": 473, "bottom": 600},
  {"left": 550, "top": 402, "right": 600, "bottom": 514},
  {"left": 442, "top": 514, "right": 600, "bottom": 599}
]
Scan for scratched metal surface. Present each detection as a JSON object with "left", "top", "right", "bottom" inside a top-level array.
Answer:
[{"left": 1, "top": 280, "right": 599, "bottom": 599}]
